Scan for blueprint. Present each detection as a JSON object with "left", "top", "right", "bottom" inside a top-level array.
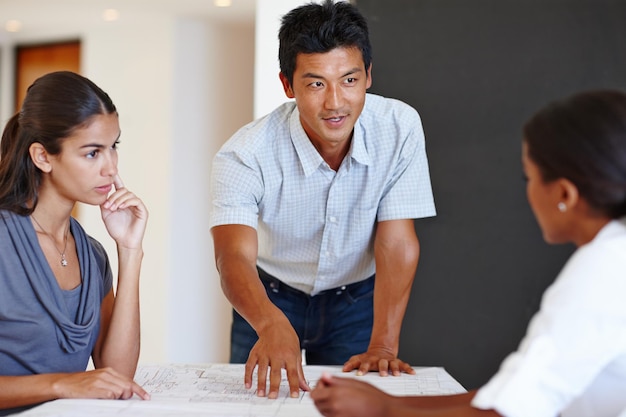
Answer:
[{"left": 18, "top": 363, "right": 466, "bottom": 416}]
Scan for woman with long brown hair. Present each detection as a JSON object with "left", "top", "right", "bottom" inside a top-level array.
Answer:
[{"left": 0, "top": 71, "right": 150, "bottom": 414}]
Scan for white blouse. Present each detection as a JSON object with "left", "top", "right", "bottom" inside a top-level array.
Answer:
[{"left": 472, "top": 218, "right": 626, "bottom": 417}]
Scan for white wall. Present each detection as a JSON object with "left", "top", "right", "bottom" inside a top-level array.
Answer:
[
  {"left": 254, "top": 0, "right": 305, "bottom": 119},
  {"left": 80, "top": 14, "right": 176, "bottom": 363},
  {"left": 166, "top": 18, "right": 255, "bottom": 363}
]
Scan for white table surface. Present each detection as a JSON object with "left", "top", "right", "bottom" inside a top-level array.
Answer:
[{"left": 18, "top": 363, "right": 466, "bottom": 417}]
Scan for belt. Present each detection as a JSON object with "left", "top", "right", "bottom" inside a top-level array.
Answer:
[{"left": 258, "top": 267, "right": 374, "bottom": 297}]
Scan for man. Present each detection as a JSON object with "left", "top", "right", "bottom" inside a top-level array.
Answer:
[{"left": 210, "top": 0, "right": 436, "bottom": 400}]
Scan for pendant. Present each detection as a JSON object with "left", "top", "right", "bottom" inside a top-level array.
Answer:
[{"left": 61, "top": 254, "right": 68, "bottom": 267}]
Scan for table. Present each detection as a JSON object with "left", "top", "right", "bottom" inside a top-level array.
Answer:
[{"left": 18, "top": 363, "right": 466, "bottom": 416}]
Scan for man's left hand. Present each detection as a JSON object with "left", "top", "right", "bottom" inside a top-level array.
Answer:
[{"left": 342, "top": 347, "right": 415, "bottom": 376}]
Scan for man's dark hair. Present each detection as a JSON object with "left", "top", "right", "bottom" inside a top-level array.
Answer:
[{"left": 278, "top": 0, "right": 372, "bottom": 86}]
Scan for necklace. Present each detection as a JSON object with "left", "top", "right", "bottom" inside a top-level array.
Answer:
[{"left": 31, "top": 215, "right": 70, "bottom": 267}]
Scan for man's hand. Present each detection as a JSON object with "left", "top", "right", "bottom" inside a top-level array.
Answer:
[
  {"left": 245, "top": 321, "right": 310, "bottom": 398},
  {"left": 342, "top": 347, "right": 415, "bottom": 376}
]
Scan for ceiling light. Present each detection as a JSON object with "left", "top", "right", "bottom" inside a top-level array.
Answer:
[
  {"left": 102, "top": 9, "right": 120, "bottom": 22},
  {"left": 5, "top": 20, "right": 22, "bottom": 32},
  {"left": 214, "top": 0, "right": 232, "bottom": 7}
]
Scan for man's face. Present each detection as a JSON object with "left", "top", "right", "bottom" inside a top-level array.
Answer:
[{"left": 280, "top": 46, "right": 372, "bottom": 153}]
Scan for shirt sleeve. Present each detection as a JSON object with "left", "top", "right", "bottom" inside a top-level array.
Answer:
[
  {"left": 377, "top": 109, "right": 436, "bottom": 221},
  {"left": 472, "top": 242, "right": 626, "bottom": 417},
  {"left": 209, "top": 146, "right": 263, "bottom": 229}
]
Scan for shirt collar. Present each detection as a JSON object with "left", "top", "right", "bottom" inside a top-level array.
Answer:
[
  {"left": 290, "top": 105, "right": 372, "bottom": 177},
  {"left": 351, "top": 119, "right": 371, "bottom": 166}
]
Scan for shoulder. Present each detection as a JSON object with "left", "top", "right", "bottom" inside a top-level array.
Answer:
[
  {"left": 356, "top": 94, "right": 425, "bottom": 158},
  {"left": 70, "top": 218, "right": 109, "bottom": 268},
  {"left": 358, "top": 93, "right": 424, "bottom": 148},
  {"left": 0, "top": 209, "right": 30, "bottom": 235},
  {"left": 546, "top": 219, "right": 626, "bottom": 312},
  {"left": 360, "top": 93, "right": 422, "bottom": 125},
  {"left": 0, "top": 208, "right": 19, "bottom": 221},
  {"left": 0, "top": 208, "right": 12, "bottom": 223},
  {"left": 0, "top": 210, "right": 16, "bottom": 243},
  {"left": 567, "top": 219, "right": 626, "bottom": 274},
  {"left": 219, "top": 101, "right": 297, "bottom": 154},
  {"left": 87, "top": 236, "right": 108, "bottom": 265}
]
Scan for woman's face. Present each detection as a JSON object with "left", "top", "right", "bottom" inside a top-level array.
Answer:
[
  {"left": 45, "top": 113, "right": 121, "bottom": 206},
  {"left": 522, "top": 141, "right": 570, "bottom": 244}
]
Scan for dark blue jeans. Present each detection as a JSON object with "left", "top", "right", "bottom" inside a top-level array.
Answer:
[{"left": 230, "top": 268, "right": 375, "bottom": 365}]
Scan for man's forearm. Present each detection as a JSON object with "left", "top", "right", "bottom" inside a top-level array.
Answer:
[
  {"left": 368, "top": 272, "right": 414, "bottom": 353},
  {"left": 371, "top": 219, "right": 420, "bottom": 352}
]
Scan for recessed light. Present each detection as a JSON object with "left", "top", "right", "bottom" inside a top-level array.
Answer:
[
  {"left": 5, "top": 20, "right": 22, "bottom": 32},
  {"left": 102, "top": 9, "right": 120, "bottom": 22},
  {"left": 214, "top": 0, "right": 232, "bottom": 7}
]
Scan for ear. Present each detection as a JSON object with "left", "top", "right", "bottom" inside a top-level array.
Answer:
[
  {"left": 279, "top": 72, "right": 295, "bottom": 99},
  {"left": 28, "top": 143, "right": 52, "bottom": 173},
  {"left": 365, "top": 63, "right": 373, "bottom": 89},
  {"left": 556, "top": 178, "right": 580, "bottom": 212}
]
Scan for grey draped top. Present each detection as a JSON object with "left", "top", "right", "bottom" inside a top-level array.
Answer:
[{"left": 0, "top": 209, "right": 112, "bottom": 376}]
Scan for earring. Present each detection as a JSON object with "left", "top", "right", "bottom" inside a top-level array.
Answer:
[{"left": 557, "top": 202, "right": 567, "bottom": 212}]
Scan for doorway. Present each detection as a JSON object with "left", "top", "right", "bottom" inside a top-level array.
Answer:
[{"left": 14, "top": 40, "right": 80, "bottom": 111}]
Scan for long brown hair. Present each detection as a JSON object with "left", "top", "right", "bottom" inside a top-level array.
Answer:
[{"left": 0, "top": 71, "right": 117, "bottom": 215}]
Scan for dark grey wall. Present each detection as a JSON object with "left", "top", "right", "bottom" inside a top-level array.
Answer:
[{"left": 356, "top": 0, "right": 626, "bottom": 389}]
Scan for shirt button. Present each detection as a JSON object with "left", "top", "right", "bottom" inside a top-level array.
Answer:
[{"left": 329, "top": 216, "right": 337, "bottom": 223}]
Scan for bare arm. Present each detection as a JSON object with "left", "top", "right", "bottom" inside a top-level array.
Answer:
[
  {"left": 92, "top": 175, "right": 146, "bottom": 378},
  {"left": 0, "top": 368, "right": 147, "bottom": 411},
  {"left": 312, "top": 374, "right": 502, "bottom": 417},
  {"left": 343, "top": 219, "right": 419, "bottom": 376},
  {"left": 91, "top": 251, "right": 142, "bottom": 375},
  {"left": 211, "top": 224, "right": 309, "bottom": 399}
]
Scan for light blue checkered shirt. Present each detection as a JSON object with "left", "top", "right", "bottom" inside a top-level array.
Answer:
[{"left": 210, "top": 93, "right": 436, "bottom": 295}]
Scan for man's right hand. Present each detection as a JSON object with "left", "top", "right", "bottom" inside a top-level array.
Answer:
[
  {"left": 245, "top": 321, "right": 310, "bottom": 399},
  {"left": 211, "top": 225, "right": 309, "bottom": 398}
]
